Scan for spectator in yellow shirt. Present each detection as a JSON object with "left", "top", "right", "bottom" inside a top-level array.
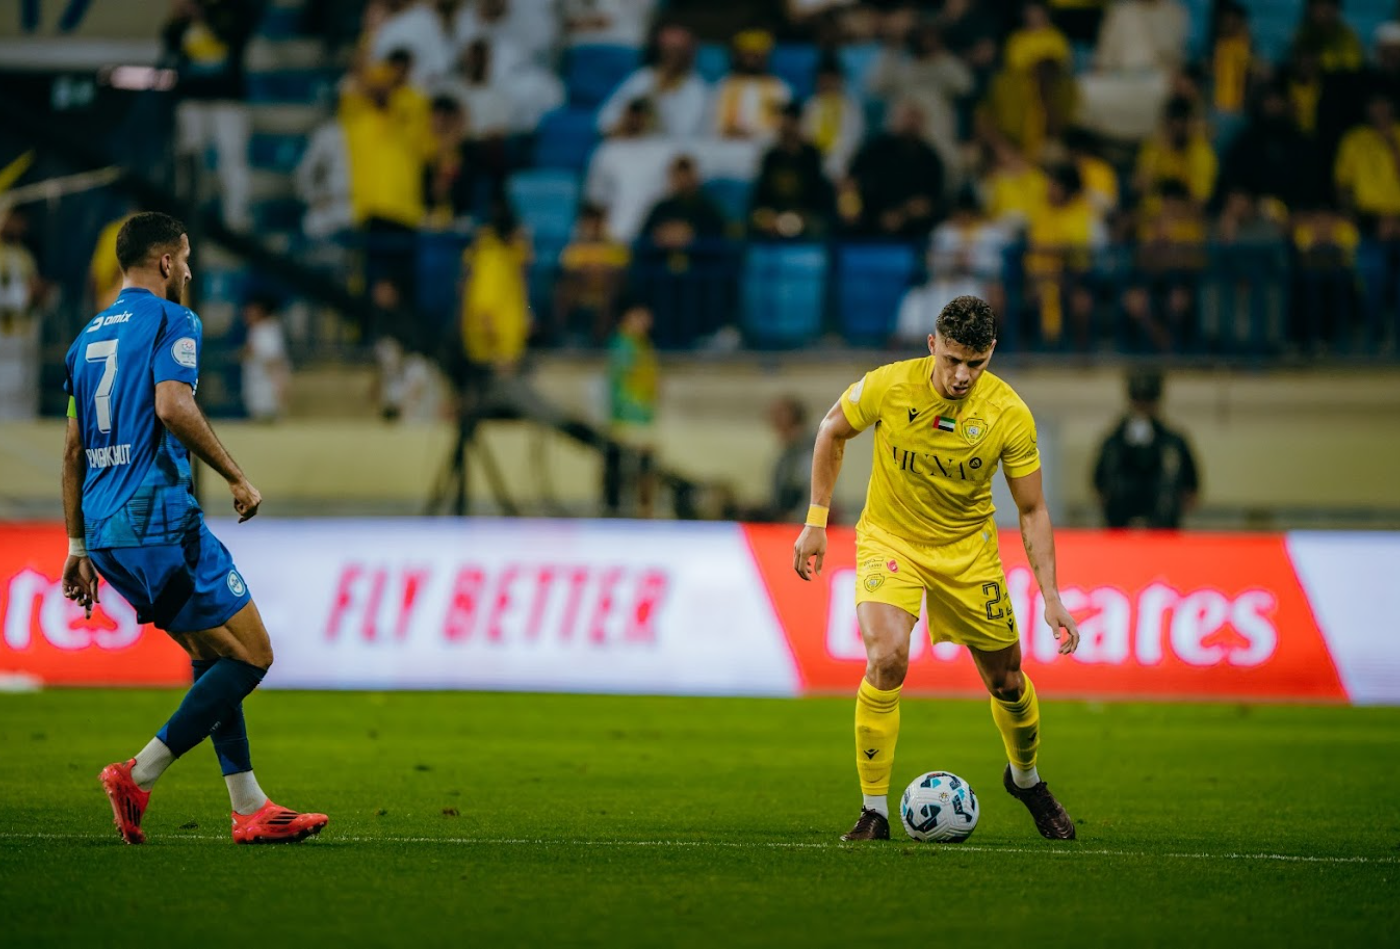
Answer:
[
  {"left": 1334, "top": 92, "right": 1400, "bottom": 237},
  {"left": 983, "top": 143, "right": 1050, "bottom": 229},
  {"left": 1125, "top": 181, "right": 1206, "bottom": 352},
  {"left": 1135, "top": 96, "right": 1218, "bottom": 219},
  {"left": 1025, "top": 163, "right": 1105, "bottom": 347},
  {"left": 1004, "top": 1, "right": 1073, "bottom": 73},
  {"left": 1212, "top": 0, "right": 1253, "bottom": 115},
  {"left": 1065, "top": 127, "right": 1120, "bottom": 215},
  {"left": 461, "top": 197, "right": 533, "bottom": 376},
  {"left": 554, "top": 204, "right": 631, "bottom": 345},
  {"left": 1292, "top": 0, "right": 1364, "bottom": 74},
  {"left": 1290, "top": 200, "right": 1361, "bottom": 347}
]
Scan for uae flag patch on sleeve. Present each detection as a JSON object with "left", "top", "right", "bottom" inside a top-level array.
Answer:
[{"left": 934, "top": 415, "right": 957, "bottom": 432}]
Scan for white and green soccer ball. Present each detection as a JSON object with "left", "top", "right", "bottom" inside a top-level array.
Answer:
[{"left": 899, "top": 771, "right": 979, "bottom": 842}]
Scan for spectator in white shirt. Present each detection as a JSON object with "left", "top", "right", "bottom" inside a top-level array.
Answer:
[
  {"left": 894, "top": 188, "right": 1008, "bottom": 344},
  {"left": 597, "top": 25, "right": 709, "bottom": 137},
  {"left": 867, "top": 22, "right": 973, "bottom": 180},
  {"left": 1078, "top": 0, "right": 1189, "bottom": 140},
  {"left": 294, "top": 117, "right": 354, "bottom": 239},
  {"left": 370, "top": 0, "right": 457, "bottom": 86},
  {"left": 586, "top": 98, "right": 676, "bottom": 241},
  {"left": 240, "top": 295, "right": 292, "bottom": 422},
  {"left": 439, "top": 35, "right": 563, "bottom": 135},
  {"left": 562, "top": 0, "right": 656, "bottom": 47},
  {"left": 711, "top": 29, "right": 791, "bottom": 140},
  {"left": 453, "top": 0, "right": 556, "bottom": 67}
]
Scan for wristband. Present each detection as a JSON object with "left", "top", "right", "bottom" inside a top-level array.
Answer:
[
  {"left": 68, "top": 537, "right": 88, "bottom": 558},
  {"left": 805, "top": 505, "right": 829, "bottom": 528}
]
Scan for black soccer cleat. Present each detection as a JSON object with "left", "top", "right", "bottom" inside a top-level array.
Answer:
[
  {"left": 1003, "top": 765, "right": 1076, "bottom": 840},
  {"left": 840, "top": 806, "right": 891, "bottom": 841}
]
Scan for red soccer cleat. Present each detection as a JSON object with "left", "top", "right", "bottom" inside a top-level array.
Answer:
[
  {"left": 99, "top": 759, "right": 150, "bottom": 845},
  {"left": 231, "top": 800, "right": 329, "bottom": 844}
]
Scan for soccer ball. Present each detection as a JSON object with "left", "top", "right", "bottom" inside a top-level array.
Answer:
[{"left": 899, "top": 771, "right": 980, "bottom": 842}]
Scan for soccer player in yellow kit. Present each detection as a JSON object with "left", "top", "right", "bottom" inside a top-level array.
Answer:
[{"left": 793, "top": 296, "right": 1081, "bottom": 840}]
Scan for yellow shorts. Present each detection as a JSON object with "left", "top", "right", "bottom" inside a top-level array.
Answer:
[{"left": 854, "top": 520, "right": 1019, "bottom": 653}]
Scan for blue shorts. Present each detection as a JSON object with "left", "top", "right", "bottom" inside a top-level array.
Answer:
[{"left": 90, "top": 522, "right": 251, "bottom": 634}]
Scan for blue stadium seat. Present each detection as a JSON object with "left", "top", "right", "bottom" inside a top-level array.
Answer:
[
  {"left": 248, "top": 132, "right": 309, "bottom": 173},
  {"left": 1243, "top": 0, "right": 1304, "bottom": 62},
  {"left": 417, "top": 233, "right": 469, "bottom": 328},
  {"left": 696, "top": 43, "right": 730, "bottom": 83},
  {"left": 836, "top": 243, "right": 919, "bottom": 344},
  {"left": 704, "top": 178, "right": 752, "bottom": 226},
  {"left": 741, "top": 243, "right": 828, "bottom": 347},
  {"left": 771, "top": 43, "right": 818, "bottom": 101},
  {"left": 838, "top": 43, "right": 880, "bottom": 91},
  {"left": 250, "top": 197, "right": 304, "bottom": 233},
  {"left": 532, "top": 108, "right": 601, "bottom": 172},
  {"left": 565, "top": 44, "right": 642, "bottom": 108},
  {"left": 507, "top": 170, "right": 582, "bottom": 242},
  {"left": 258, "top": 5, "right": 304, "bottom": 39},
  {"left": 1180, "top": 0, "right": 1213, "bottom": 59},
  {"left": 245, "top": 69, "right": 338, "bottom": 104},
  {"left": 201, "top": 269, "right": 248, "bottom": 305}
]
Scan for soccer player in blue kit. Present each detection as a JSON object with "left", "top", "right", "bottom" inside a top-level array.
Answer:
[{"left": 60, "top": 213, "right": 328, "bottom": 845}]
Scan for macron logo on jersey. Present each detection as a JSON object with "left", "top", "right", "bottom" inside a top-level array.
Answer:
[{"left": 86, "top": 444, "right": 133, "bottom": 469}]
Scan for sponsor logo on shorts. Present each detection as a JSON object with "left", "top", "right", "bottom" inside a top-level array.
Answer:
[
  {"left": 886, "top": 559, "right": 898, "bottom": 573},
  {"left": 172, "top": 337, "right": 198, "bottom": 368},
  {"left": 227, "top": 570, "right": 246, "bottom": 596}
]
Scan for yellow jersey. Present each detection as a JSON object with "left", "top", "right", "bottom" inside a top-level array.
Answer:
[{"left": 841, "top": 360, "right": 1039, "bottom": 546}]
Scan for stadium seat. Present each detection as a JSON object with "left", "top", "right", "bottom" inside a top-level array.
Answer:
[
  {"left": 250, "top": 197, "right": 305, "bottom": 233},
  {"left": 248, "top": 132, "right": 309, "bottom": 173},
  {"left": 257, "top": 5, "right": 304, "bottom": 40},
  {"left": 1180, "top": 0, "right": 1213, "bottom": 60},
  {"left": 507, "top": 170, "right": 582, "bottom": 242},
  {"left": 201, "top": 269, "right": 249, "bottom": 306},
  {"left": 741, "top": 243, "right": 828, "bottom": 347},
  {"left": 245, "top": 69, "right": 338, "bottom": 104},
  {"left": 532, "top": 108, "right": 601, "bottom": 172},
  {"left": 835, "top": 243, "right": 918, "bottom": 344},
  {"left": 771, "top": 43, "right": 818, "bottom": 101},
  {"left": 704, "top": 178, "right": 752, "bottom": 226},
  {"left": 696, "top": 43, "right": 730, "bottom": 83},
  {"left": 838, "top": 43, "right": 880, "bottom": 91},
  {"left": 565, "top": 44, "right": 642, "bottom": 108},
  {"left": 417, "top": 232, "right": 469, "bottom": 329}
]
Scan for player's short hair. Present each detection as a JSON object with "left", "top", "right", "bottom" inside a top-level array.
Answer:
[
  {"left": 935, "top": 295, "right": 997, "bottom": 352},
  {"left": 116, "top": 212, "right": 186, "bottom": 272}
]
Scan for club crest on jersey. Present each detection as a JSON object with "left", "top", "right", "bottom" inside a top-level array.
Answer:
[
  {"left": 959, "top": 416, "right": 990, "bottom": 445},
  {"left": 227, "top": 570, "right": 246, "bottom": 596}
]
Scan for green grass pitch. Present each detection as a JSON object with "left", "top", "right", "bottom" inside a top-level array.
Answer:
[{"left": 2, "top": 690, "right": 1398, "bottom": 947}]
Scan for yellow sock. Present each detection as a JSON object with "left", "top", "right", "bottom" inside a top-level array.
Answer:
[
  {"left": 855, "top": 678, "right": 901, "bottom": 795},
  {"left": 991, "top": 674, "right": 1041, "bottom": 778}
]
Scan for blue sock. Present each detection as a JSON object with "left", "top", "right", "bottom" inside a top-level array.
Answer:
[
  {"left": 156, "top": 658, "right": 265, "bottom": 759},
  {"left": 191, "top": 659, "right": 255, "bottom": 776}
]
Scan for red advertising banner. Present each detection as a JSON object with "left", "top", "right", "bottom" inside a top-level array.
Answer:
[
  {"left": 742, "top": 524, "right": 1348, "bottom": 701},
  {"left": 0, "top": 524, "right": 187, "bottom": 686}
]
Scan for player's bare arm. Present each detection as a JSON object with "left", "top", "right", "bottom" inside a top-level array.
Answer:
[
  {"left": 793, "top": 399, "right": 859, "bottom": 580},
  {"left": 1006, "top": 467, "right": 1080, "bottom": 655},
  {"left": 60, "top": 416, "right": 99, "bottom": 618},
  {"left": 155, "top": 379, "right": 261, "bottom": 522}
]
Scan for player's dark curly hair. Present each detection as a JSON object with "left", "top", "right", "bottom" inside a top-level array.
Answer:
[
  {"left": 935, "top": 295, "right": 998, "bottom": 352},
  {"left": 116, "top": 212, "right": 186, "bottom": 272}
]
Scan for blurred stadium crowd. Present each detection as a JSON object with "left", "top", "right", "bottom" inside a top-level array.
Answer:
[{"left": 5, "top": 0, "right": 1400, "bottom": 427}]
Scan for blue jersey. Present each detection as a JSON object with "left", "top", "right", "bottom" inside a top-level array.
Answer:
[{"left": 64, "top": 288, "right": 205, "bottom": 549}]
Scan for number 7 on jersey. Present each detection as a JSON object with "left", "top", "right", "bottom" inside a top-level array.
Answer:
[{"left": 86, "top": 339, "right": 119, "bottom": 433}]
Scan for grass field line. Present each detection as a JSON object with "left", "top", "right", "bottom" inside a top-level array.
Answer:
[{"left": 3, "top": 831, "right": 1396, "bottom": 865}]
